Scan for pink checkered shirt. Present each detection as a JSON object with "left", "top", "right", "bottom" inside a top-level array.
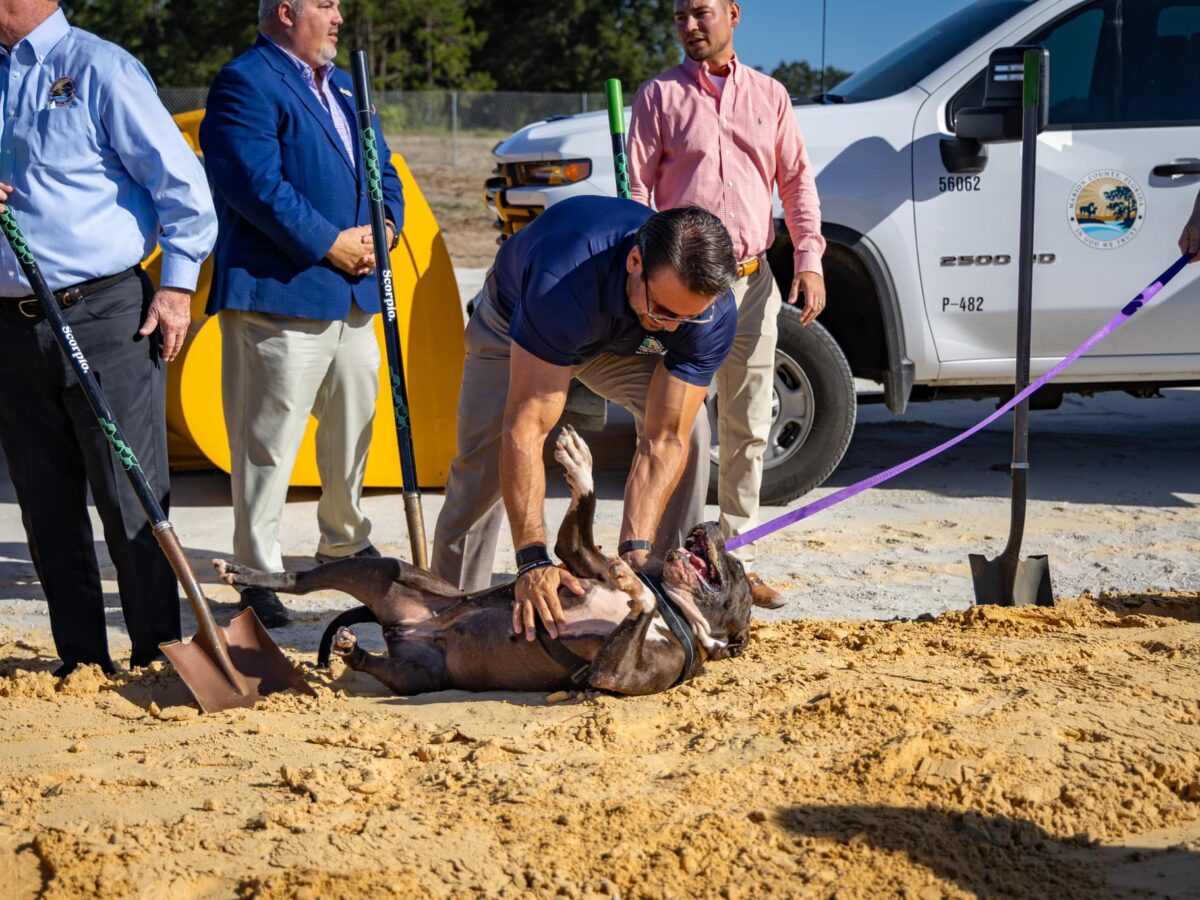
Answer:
[{"left": 628, "top": 55, "right": 825, "bottom": 276}]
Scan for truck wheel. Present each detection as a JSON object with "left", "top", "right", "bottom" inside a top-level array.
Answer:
[{"left": 707, "top": 311, "right": 856, "bottom": 506}]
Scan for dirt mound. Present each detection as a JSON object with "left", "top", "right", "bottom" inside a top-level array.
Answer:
[{"left": 1, "top": 597, "right": 1198, "bottom": 897}]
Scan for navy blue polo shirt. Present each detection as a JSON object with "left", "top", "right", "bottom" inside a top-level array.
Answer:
[{"left": 491, "top": 196, "right": 736, "bottom": 386}]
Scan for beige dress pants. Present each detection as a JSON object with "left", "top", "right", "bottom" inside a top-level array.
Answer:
[
  {"left": 431, "top": 281, "right": 709, "bottom": 592},
  {"left": 715, "top": 262, "right": 782, "bottom": 565},
  {"left": 220, "top": 307, "right": 380, "bottom": 573}
]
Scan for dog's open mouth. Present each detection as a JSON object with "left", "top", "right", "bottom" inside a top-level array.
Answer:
[{"left": 683, "top": 528, "right": 722, "bottom": 593}]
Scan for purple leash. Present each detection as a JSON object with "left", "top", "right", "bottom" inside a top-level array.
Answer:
[{"left": 726, "top": 254, "right": 1195, "bottom": 552}]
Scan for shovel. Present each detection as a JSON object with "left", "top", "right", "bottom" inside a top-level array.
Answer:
[
  {"left": 964, "top": 47, "right": 1053, "bottom": 607},
  {"left": 0, "top": 208, "right": 312, "bottom": 711},
  {"left": 350, "top": 50, "right": 429, "bottom": 569}
]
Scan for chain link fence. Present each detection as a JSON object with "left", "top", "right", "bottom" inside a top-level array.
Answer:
[{"left": 159, "top": 88, "right": 607, "bottom": 168}]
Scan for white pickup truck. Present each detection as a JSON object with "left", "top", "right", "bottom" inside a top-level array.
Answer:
[{"left": 485, "top": 0, "right": 1200, "bottom": 504}]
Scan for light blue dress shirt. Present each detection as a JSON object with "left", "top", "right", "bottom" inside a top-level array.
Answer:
[{"left": 0, "top": 10, "right": 216, "bottom": 296}]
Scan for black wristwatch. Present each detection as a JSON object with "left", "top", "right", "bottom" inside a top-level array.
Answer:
[
  {"left": 618, "top": 539, "right": 652, "bottom": 556},
  {"left": 384, "top": 218, "right": 400, "bottom": 251},
  {"left": 516, "top": 543, "right": 551, "bottom": 567}
]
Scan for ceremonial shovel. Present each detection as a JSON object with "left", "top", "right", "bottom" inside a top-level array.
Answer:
[
  {"left": 350, "top": 50, "right": 429, "bottom": 569},
  {"left": 957, "top": 47, "right": 1054, "bottom": 607},
  {"left": 0, "top": 209, "right": 312, "bottom": 712}
]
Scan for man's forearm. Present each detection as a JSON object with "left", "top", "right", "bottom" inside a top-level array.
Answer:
[
  {"left": 501, "top": 429, "right": 550, "bottom": 550},
  {"left": 620, "top": 434, "right": 686, "bottom": 543}
]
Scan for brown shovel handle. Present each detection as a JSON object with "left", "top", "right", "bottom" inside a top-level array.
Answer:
[
  {"left": 153, "top": 523, "right": 242, "bottom": 684},
  {"left": 404, "top": 492, "right": 428, "bottom": 570}
]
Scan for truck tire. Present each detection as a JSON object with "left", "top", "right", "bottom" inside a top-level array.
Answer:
[{"left": 707, "top": 310, "right": 856, "bottom": 506}]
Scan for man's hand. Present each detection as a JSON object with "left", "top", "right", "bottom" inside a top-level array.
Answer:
[
  {"left": 325, "top": 225, "right": 376, "bottom": 276},
  {"left": 787, "top": 270, "right": 826, "bottom": 325},
  {"left": 138, "top": 287, "right": 193, "bottom": 361},
  {"left": 0, "top": 181, "right": 12, "bottom": 214},
  {"left": 512, "top": 565, "right": 583, "bottom": 641},
  {"left": 1179, "top": 209, "right": 1200, "bottom": 263},
  {"left": 619, "top": 548, "right": 651, "bottom": 572}
]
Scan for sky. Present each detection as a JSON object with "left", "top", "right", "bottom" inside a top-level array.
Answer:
[{"left": 733, "top": 0, "right": 973, "bottom": 73}]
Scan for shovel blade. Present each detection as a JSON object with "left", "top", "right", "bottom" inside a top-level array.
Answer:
[
  {"left": 160, "top": 609, "right": 313, "bottom": 713},
  {"left": 969, "top": 553, "right": 1053, "bottom": 607}
]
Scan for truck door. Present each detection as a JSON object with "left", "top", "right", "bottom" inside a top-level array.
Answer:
[{"left": 913, "top": 0, "right": 1200, "bottom": 381}]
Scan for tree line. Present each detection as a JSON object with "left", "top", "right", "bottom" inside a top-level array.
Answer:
[{"left": 62, "top": 0, "right": 848, "bottom": 96}]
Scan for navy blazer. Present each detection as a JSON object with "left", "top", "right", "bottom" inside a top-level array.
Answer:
[{"left": 200, "top": 37, "right": 404, "bottom": 319}]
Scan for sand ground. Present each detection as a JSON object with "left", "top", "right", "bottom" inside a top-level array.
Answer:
[{"left": 1, "top": 386, "right": 1199, "bottom": 897}]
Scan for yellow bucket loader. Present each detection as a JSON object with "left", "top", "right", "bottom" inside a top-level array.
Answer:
[{"left": 152, "top": 109, "right": 463, "bottom": 489}]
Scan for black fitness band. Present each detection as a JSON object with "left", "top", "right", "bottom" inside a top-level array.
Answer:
[
  {"left": 618, "top": 539, "right": 652, "bottom": 556},
  {"left": 516, "top": 544, "right": 552, "bottom": 568}
]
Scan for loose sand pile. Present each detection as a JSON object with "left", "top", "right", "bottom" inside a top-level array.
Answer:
[{"left": 1, "top": 593, "right": 1198, "bottom": 898}]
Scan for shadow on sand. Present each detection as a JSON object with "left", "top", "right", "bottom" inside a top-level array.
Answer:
[{"left": 780, "top": 802, "right": 1199, "bottom": 897}]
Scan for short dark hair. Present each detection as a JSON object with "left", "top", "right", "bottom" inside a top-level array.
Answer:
[{"left": 637, "top": 206, "right": 737, "bottom": 298}]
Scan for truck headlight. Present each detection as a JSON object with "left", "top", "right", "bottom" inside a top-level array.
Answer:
[{"left": 513, "top": 159, "right": 592, "bottom": 186}]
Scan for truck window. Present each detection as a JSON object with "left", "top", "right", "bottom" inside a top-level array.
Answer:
[
  {"left": 949, "top": 0, "right": 1200, "bottom": 130},
  {"left": 823, "top": 0, "right": 1036, "bottom": 103}
]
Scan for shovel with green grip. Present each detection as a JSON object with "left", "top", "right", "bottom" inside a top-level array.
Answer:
[{"left": 0, "top": 207, "right": 312, "bottom": 712}]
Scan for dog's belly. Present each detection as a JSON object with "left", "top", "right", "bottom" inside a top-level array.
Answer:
[{"left": 417, "top": 584, "right": 666, "bottom": 691}]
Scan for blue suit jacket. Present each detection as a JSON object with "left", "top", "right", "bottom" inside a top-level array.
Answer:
[{"left": 199, "top": 37, "right": 404, "bottom": 319}]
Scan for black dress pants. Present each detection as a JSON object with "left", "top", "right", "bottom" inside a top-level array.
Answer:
[{"left": 0, "top": 270, "right": 180, "bottom": 670}]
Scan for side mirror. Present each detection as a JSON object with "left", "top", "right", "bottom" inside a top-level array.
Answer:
[
  {"left": 940, "top": 137, "right": 988, "bottom": 174},
  {"left": 954, "top": 46, "right": 1049, "bottom": 144}
]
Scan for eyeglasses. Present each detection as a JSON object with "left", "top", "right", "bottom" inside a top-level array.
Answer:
[{"left": 641, "top": 273, "right": 716, "bottom": 325}]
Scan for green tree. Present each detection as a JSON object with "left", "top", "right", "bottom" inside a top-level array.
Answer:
[
  {"left": 63, "top": 0, "right": 256, "bottom": 85},
  {"left": 339, "top": 0, "right": 494, "bottom": 90},
  {"left": 63, "top": 0, "right": 492, "bottom": 90},
  {"left": 768, "top": 59, "right": 851, "bottom": 99},
  {"left": 470, "top": 0, "right": 679, "bottom": 93}
]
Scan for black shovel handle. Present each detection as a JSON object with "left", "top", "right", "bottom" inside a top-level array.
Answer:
[
  {"left": 0, "top": 208, "right": 233, "bottom": 667},
  {"left": 350, "top": 50, "right": 429, "bottom": 570}
]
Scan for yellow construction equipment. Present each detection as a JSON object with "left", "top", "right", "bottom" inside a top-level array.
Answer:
[{"left": 152, "top": 110, "right": 463, "bottom": 488}]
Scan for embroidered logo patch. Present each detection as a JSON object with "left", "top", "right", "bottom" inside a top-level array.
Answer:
[
  {"left": 48, "top": 75, "right": 76, "bottom": 108},
  {"left": 635, "top": 337, "right": 666, "bottom": 356}
]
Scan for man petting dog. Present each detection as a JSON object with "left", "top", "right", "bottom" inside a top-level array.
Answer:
[
  {"left": 216, "top": 426, "right": 757, "bottom": 696},
  {"left": 431, "top": 197, "right": 739, "bottom": 642}
]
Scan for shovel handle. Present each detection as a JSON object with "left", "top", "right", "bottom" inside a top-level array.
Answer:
[
  {"left": 404, "top": 492, "right": 428, "bottom": 570},
  {"left": 605, "top": 79, "right": 631, "bottom": 200},
  {"left": 350, "top": 50, "right": 430, "bottom": 569}
]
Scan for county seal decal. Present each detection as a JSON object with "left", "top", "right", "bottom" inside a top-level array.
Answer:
[
  {"left": 48, "top": 75, "right": 76, "bottom": 108},
  {"left": 1067, "top": 170, "right": 1145, "bottom": 249}
]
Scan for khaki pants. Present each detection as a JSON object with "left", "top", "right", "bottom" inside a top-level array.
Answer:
[
  {"left": 715, "top": 262, "right": 782, "bottom": 565},
  {"left": 220, "top": 307, "right": 380, "bottom": 573},
  {"left": 431, "top": 282, "right": 709, "bottom": 592}
]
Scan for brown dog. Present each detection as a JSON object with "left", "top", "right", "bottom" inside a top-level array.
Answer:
[{"left": 214, "top": 428, "right": 758, "bottom": 696}]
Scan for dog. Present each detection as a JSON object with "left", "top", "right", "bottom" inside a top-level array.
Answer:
[{"left": 214, "top": 427, "right": 759, "bottom": 696}]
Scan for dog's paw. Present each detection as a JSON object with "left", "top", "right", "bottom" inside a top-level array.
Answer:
[
  {"left": 608, "top": 557, "right": 655, "bottom": 615},
  {"left": 331, "top": 627, "right": 358, "bottom": 657},
  {"left": 213, "top": 559, "right": 251, "bottom": 587},
  {"left": 554, "top": 425, "right": 594, "bottom": 499}
]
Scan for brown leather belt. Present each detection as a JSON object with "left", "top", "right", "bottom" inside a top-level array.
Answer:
[
  {"left": 5, "top": 266, "right": 140, "bottom": 321},
  {"left": 735, "top": 256, "right": 762, "bottom": 279}
]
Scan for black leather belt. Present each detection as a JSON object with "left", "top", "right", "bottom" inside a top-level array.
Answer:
[{"left": 4, "top": 266, "right": 140, "bottom": 321}]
